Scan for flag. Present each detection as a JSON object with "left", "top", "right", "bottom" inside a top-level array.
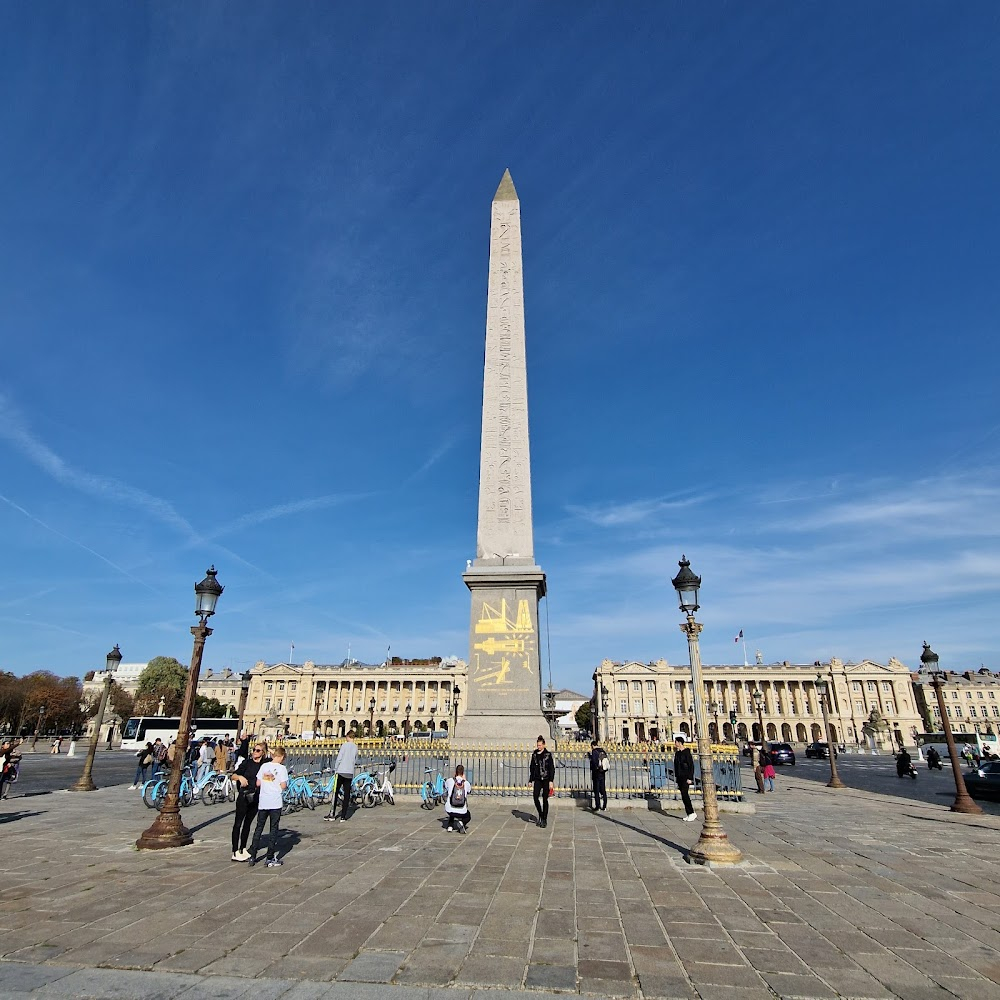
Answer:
[{"left": 735, "top": 630, "right": 743, "bottom": 643}]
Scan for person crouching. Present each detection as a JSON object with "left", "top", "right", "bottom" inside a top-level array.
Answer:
[{"left": 444, "top": 764, "right": 472, "bottom": 834}]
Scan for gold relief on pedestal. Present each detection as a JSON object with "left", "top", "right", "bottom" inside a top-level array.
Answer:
[{"left": 472, "top": 598, "right": 535, "bottom": 691}]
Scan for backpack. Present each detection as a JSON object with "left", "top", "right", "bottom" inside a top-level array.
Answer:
[
  {"left": 594, "top": 748, "right": 609, "bottom": 772},
  {"left": 449, "top": 777, "right": 467, "bottom": 808}
]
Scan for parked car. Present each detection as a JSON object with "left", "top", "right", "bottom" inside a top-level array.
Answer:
[
  {"left": 805, "top": 741, "right": 833, "bottom": 759},
  {"left": 741, "top": 741, "right": 762, "bottom": 758},
  {"left": 964, "top": 761, "right": 1000, "bottom": 801},
  {"left": 767, "top": 742, "right": 796, "bottom": 765}
]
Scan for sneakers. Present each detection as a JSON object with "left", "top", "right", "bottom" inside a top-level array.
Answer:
[
  {"left": 231, "top": 852, "right": 241, "bottom": 862},
  {"left": 446, "top": 826, "right": 456, "bottom": 833},
  {"left": 323, "top": 814, "right": 337, "bottom": 822},
  {"left": 683, "top": 812, "right": 698, "bottom": 822},
  {"left": 128, "top": 784, "right": 138, "bottom": 790},
  {"left": 265, "top": 858, "right": 283, "bottom": 868},
  {"left": 456, "top": 821, "right": 466, "bottom": 834},
  {"left": 235, "top": 849, "right": 251, "bottom": 862},
  {"left": 339, "top": 818, "right": 347, "bottom": 823},
  {"left": 247, "top": 858, "right": 257, "bottom": 867}
]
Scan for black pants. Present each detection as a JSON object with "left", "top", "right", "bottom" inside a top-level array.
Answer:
[
  {"left": 250, "top": 807, "right": 282, "bottom": 859},
  {"left": 533, "top": 780, "right": 549, "bottom": 822},
  {"left": 678, "top": 778, "right": 694, "bottom": 816},
  {"left": 591, "top": 769, "right": 607, "bottom": 810},
  {"left": 333, "top": 773, "right": 353, "bottom": 819},
  {"left": 445, "top": 809, "right": 471, "bottom": 829},
  {"left": 232, "top": 794, "right": 258, "bottom": 852}
]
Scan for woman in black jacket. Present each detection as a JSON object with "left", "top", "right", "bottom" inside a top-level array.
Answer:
[
  {"left": 230, "top": 741, "right": 268, "bottom": 862},
  {"left": 673, "top": 736, "right": 697, "bottom": 822},
  {"left": 529, "top": 735, "right": 555, "bottom": 828}
]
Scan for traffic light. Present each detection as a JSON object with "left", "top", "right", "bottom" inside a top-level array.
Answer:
[{"left": 729, "top": 710, "right": 737, "bottom": 726}]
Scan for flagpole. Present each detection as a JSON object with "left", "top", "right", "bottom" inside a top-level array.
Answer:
[
  {"left": 290, "top": 642, "right": 294, "bottom": 664},
  {"left": 742, "top": 637, "right": 749, "bottom": 668}
]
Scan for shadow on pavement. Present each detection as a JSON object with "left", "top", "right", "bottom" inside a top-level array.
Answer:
[
  {"left": 511, "top": 808, "right": 536, "bottom": 824},
  {"left": 0, "top": 810, "right": 47, "bottom": 824},
  {"left": 593, "top": 809, "right": 689, "bottom": 857}
]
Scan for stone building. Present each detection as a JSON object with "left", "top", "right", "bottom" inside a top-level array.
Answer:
[
  {"left": 592, "top": 657, "right": 924, "bottom": 750},
  {"left": 245, "top": 658, "right": 467, "bottom": 739},
  {"left": 910, "top": 666, "right": 1000, "bottom": 740}
]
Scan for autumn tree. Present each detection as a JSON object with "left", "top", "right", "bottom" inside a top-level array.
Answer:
[
  {"left": 194, "top": 695, "right": 227, "bottom": 718},
  {"left": 135, "top": 657, "right": 188, "bottom": 716}
]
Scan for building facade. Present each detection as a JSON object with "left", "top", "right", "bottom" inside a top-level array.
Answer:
[
  {"left": 245, "top": 658, "right": 467, "bottom": 739},
  {"left": 593, "top": 657, "right": 925, "bottom": 750},
  {"left": 911, "top": 666, "right": 1000, "bottom": 739}
]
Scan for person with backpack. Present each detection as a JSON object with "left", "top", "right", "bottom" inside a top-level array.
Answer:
[
  {"left": 129, "top": 742, "right": 155, "bottom": 789},
  {"left": 529, "top": 735, "right": 555, "bottom": 828},
  {"left": 150, "top": 738, "right": 168, "bottom": 777},
  {"left": 443, "top": 764, "right": 472, "bottom": 833},
  {"left": 588, "top": 740, "right": 609, "bottom": 811}
]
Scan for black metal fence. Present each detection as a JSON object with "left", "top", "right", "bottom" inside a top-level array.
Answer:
[{"left": 278, "top": 740, "right": 744, "bottom": 804}]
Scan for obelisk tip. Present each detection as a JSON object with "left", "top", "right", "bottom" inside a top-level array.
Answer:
[{"left": 493, "top": 169, "right": 518, "bottom": 202}]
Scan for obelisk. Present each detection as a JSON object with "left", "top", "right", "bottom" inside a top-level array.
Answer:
[{"left": 461, "top": 170, "right": 548, "bottom": 746}]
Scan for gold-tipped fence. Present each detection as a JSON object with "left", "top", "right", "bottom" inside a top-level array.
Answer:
[{"left": 275, "top": 739, "right": 745, "bottom": 803}]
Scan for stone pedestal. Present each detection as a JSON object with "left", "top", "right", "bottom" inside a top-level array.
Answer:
[{"left": 459, "top": 562, "right": 547, "bottom": 746}]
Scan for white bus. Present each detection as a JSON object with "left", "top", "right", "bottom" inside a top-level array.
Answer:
[
  {"left": 120, "top": 716, "right": 240, "bottom": 753},
  {"left": 916, "top": 730, "right": 999, "bottom": 761}
]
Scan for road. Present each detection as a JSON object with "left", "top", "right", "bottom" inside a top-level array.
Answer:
[
  {"left": 749, "top": 752, "right": 1000, "bottom": 815},
  {"left": 3, "top": 750, "right": 136, "bottom": 797}
]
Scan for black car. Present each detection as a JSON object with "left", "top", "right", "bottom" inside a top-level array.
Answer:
[
  {"left": 805, "top": 741, "right": 833, "bottom": 759},
  {"left": 964, "top": 761, "right": 1000, "bottom": 801},
  {"left": 766, "top": 742, "right": 796, "bottom": 765}
]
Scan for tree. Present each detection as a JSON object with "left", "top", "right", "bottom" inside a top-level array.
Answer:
[
  {"left": 575, "top": 701, "right": 593, "bottom": 735},
  {"left": 109, "top": 683, "right": 135, "bottom": 724},
  {"left": 195, "top": 695, "right": 227, "bottom": 718},
  {"left": 135, "top": 657, "right": 188, "bottom": 716}
]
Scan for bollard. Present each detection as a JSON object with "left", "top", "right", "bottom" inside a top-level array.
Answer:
[{"left": 67, "top": 740, "right": 77, "bottom": 757}]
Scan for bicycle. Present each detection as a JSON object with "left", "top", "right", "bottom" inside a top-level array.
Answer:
[
  {"left": 420, "top": 766, "right": 445, "bottom": 809},
  {"left": 142, "top": 766, "right": 196, "bottom": 809},
  {"left": 201, "top": 771, "right": 236, "bottom": 806},
  {"left": 286, "top": 769, "right": 317, "bottom": 810},
  {"left": 351, "top": 770, "right": 377, "bottom": 807},
  {"left": 363, "top": 761, "right": 396, "bottom": 807}
]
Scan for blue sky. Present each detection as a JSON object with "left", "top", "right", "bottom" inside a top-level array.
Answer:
[{"left": 2, "top": 5, "right": 999, "bottom": 690}]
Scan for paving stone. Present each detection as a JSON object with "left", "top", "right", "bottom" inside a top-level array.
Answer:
[
  {"left": 34, "top": 967, "right": 201, "bottom": 999},
  {"left": 337, "top": 950, "right": 406, "bottom": 983},
  {"left": 525, "top": 964, "right": 577, "bottom": 991},
  {"left": 456, "top": 954, "right": 525, "bottom": 987},
  {"left": 529, "top": 937, "right": 576, "bottom": 966}
]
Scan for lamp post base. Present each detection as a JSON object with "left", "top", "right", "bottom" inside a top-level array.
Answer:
[
  {"left": 67, "top": 777, "right": 97, "bottom": 792},
  {"left": 950, "top": 795, "right": 983, "bottom": 815},
  {"left": 686, "top": 824, "right": 743, "bottom": 867},
  {"left": 136, "top": 811, "right": 194, "bottom": 850}
]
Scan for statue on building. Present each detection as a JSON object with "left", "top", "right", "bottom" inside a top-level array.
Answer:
[{"left": 755, "top": 650, "right": 763, "bottom": 665}]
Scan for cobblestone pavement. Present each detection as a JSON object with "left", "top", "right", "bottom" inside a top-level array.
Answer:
[{"left": 0, "top": 774, "right": 998, "bottom": 1000}]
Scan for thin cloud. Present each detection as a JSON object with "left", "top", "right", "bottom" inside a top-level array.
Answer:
[
  {"left": 405, "top": 435, "right": 462, "bottom": 484},
  {"left": 566, "top": 493, "right": 710, "bottom": 528},
  {"left": 0, "top": 493, "right": 159, "bottom": 594},
  {"left": 0, "top": 391, "right": 198, "bottom": 541},
  {"left": 210, "top": 493, "right": 371, "bottom": 539}
]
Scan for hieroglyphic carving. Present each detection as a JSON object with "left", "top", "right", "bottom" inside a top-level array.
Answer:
[{"left": 477, "top": 191, "right": 534, "bottom": 561}]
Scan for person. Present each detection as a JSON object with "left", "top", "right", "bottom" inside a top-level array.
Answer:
[
  {"left": 214, "top": 738, "right": 229, "bottom": 776},
  {"left": 962, "top": 744, "right": 975, "bottom": 768},
  {"left": 760, "top": 746, "right": 776, "bottom": 792},
  {"left": 443, "top": 764, "right": 472, "bottom": 833},
  {"left": 50, "top": 739, "right": 59, "bottom": 754},
  {"left": 166, "top": 739, "right": 177, "bottom": 767},
  {"left": 150, "top": 738, "right": 167, "bottom": 776},
  {"left": 231, "top": 740, "right": 267, "bottom": 862},
  {"left": 0, "top": 740, "right": 22, "bottom": 799},
  {"left": 196, "top": 738, "right": 213, "bottom": 781},
  {"left": 323, "top": 731, "right": 358, "bottom": 823},
  {"left": 752, "top": 742, "right": 765, "bottom": 793},
  {"left": 926, "top": 746, "right": 942, "bottom": 770},
  {"left": 106, "top": 731, "right": 113, "bottom": 750},
  {"left": 588, "top": 739, "right": 608, "bottom": 811},
  {"left": 236, "top": 730, "right": 251, "bottom": 763},
  {"left": 528, "top": 735, "right": 555, "bottom": 828},
  {"left": 896, "top": 748, "right": 914, "bottom": 778},
  {"left": 673, "top": 736, "right": 697, "bottom": 821},
  {"left": 129, "top": 742, "right": 155, "bottom": 789},
  {"left": 248, "top": 745, "right": 287, "bottom": 868}
]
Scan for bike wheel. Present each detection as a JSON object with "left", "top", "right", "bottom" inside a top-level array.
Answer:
[
  {"left": 363, "top": 789, "right": 377, "bottom": 808},
  {"left": 386, "top": 791, "right": 394, "bottom": 805},
  {"left": 153, "top": 786, "right": 167, "bottom": 810},
  {"left": 202, "top": 786, "right": 216, "bottom": 806},
  {"left": 142, "top": 781, "right": 161, "bottom": 808},
  {"left": 227, "top": 782, "right": 236, "bottom": 803},
  {"left": 181, "top": 784, "right": 194, "bottom": 807},
  {"left": 420, "top": 784, "right": 432, "bottom": 809},
  {"left": 302, "top": 790, "right": 316, "bottom": 810}
]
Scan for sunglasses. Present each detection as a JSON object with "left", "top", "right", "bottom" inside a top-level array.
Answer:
[{"left": 252, "top": 747, "right": 265, "bottom": 753}]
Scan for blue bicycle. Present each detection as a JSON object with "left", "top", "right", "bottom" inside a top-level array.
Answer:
[{"left": 420, "top": 767, "right": 445, "bottom": 809}]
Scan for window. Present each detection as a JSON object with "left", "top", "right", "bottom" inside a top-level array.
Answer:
[
  {"left": 288, "top": 699, "right": 295, "bottom": 711},
  {"left": 946, "top": 706, "right": 952, "bottom": 717},
  {"left": 264, "top": 698, "right": 271, "bottom": 710},
  {"left": 632, "top": 680, "right": 641, "bottom": 692},
  {"left": 885, "top": 701, "right": 894, "bottom": 715},
  {"left": 277, "top": 682, "right": 285, "bottom": 692},
  {"left": 289, "top": 681, "right": 297, "bottom": 692},
  {"left": 951, "top": 691, "right": 959, "bottom": 699},
  {"left": 620, "top": 699, "right": 628, "bottom": 713},
  {"left": 618, "top": 681, "right": 627, "bottom": 692},
  {"left": 978, "top": 691, "right": 984, "bottom": 699},
  {"left": 965, "top": 691, "right": 973, "bottom": 699},
  {"left": 852, "top": 681, "right": 861, "bottom": 692},
  {"left": 855, "top": 701, "right": 865, "bottom": 713},
  {"left": 646, "top": 699, "right": 656, "bottom": 713},
  {"left": 646, "top": 680, "right": 655, "bottom": 692},
  {"left": 276, "top": 699, "right": 283, "bottom": 711},
  {"left": 265, "top": 681, "right": 273, "bottom": 692},
  {"left": 633, "top": 700, "right": 642, "bottom": 714},
  {"left": 881, "top": 681, "right": 891, "bottom": 692},
  {"left": 993, "top": 706, "right": 1000, "bottom": 717},
  {"left": 990, "top": 692, "right": 996, "bottom": 699},
  {"left": 867, "top": 681, "right": 875, "bottom": 692}
]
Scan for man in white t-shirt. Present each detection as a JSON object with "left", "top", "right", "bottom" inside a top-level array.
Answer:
[
  {"left": 443, "top": 764, "right": 472, "bottom": 834},
  {"left": 248, "top": 746, "right": 288, "bottom": 868}
]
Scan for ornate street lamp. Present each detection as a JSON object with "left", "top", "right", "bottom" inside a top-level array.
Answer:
[
  {"left": 369, "top": 696, "right": 376, "bottom": 737},
  {"left": 404, "top": 701, "right": 412, "bottom": 739},
  {"left": 452, "top": 685, "right": 461, "bottom": 740},
  {"left": 137, "top": 567, "right": 223, "bottom": 849},
  {"left": 237, "top": 671, "right": 252, "bottom": 732},
  {"left": 671, "top": 556, "right": 742, "bottom": 866},
  {"left": 814, "top": 664, "right": 845, "bottom": 789},
  {"left": 600, "top": 685, "right": 609, "bottom": 744},
  {"left": 923, "top": 643, "right": 982, "bottom": 815},
  {"left": 712, "top": 701, "right": 722, "bottom": 743},
  {"left": 69, "top": 645, "right": 122, "bottom": 792},
  {"left": 32, "top": 705, "right": 46, "bottom": 750},
  {"left": 752, "top": 689, "right": 766, "bottom": 793}
]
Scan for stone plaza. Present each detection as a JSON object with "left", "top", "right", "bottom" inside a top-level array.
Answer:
[{"left": 1, "top": 769, "right": 999, "bottom": 1000}]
